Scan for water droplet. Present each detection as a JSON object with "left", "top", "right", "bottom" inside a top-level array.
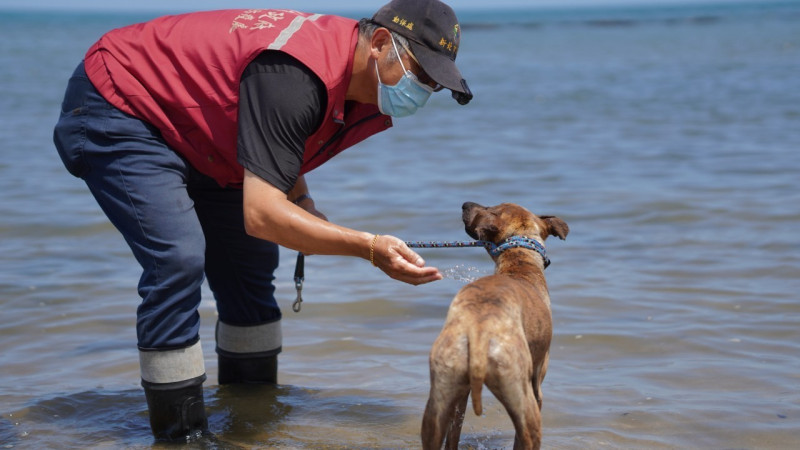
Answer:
[{"left": 440, "top": 264, "right": 491, "bottom": 283}]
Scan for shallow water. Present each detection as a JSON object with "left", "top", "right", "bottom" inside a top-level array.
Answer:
[{"left": 1, "top": 3, "right": 799, "bottom": 448}]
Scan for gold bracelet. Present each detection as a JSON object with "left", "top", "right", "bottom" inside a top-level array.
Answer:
[{"left": 369, "top": 234, "right": 380, "bottom": 267}]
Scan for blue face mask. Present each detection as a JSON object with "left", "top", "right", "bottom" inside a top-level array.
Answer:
[{"left": 375, "top": 36, "right": 434, "bottom": 118}]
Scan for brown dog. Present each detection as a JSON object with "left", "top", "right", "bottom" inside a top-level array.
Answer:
[{"left": 421, "top": 202, "right": 569, "bottom": 450}]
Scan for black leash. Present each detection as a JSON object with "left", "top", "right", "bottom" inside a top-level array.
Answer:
[
  {"left": 291, "top": 236, "right": 550, "bottom": 313},
  {"left": 405, "top": 236, "right": 550, "bottom": 268},
  {"left": 292, "top": 252, "right": 304, "bottom": 312}
]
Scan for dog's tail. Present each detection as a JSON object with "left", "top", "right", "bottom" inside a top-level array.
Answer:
[{"left": 468, "top": 327, "right": 488, "bottom": 416}]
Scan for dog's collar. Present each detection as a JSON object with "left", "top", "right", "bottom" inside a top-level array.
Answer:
[
  {"left": 485, "top": 236, "right": 550, "bottom": 268},
  {"left": 405, "top": 236, "right": 551, "bottom": 269}
]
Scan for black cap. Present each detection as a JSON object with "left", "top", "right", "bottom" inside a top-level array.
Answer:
[{"left": 372, "top": 0, "right": 473, "bottom": 105}]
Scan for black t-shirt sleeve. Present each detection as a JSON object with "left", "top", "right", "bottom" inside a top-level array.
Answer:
[{"left": 237, "top": 51, "right": 326, "bottom": 193}]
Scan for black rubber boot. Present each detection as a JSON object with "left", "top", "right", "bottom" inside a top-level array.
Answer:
[
  {"left": 142, "top": 376, "right": 209, "bottom": 442},
  {"left": 218, "top": 353, "right": 278, "bottom": 385}
]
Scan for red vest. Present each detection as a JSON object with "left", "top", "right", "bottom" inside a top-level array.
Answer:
[{"left": 84, "top": 9, "right": 392, "bottom": 187}]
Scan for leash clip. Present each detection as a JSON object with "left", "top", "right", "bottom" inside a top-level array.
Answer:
[
  {"left": 292, "top": 253, "right": 305, "bottom": 313},
  {"left": 292, "top": 278, "right": 303, "bottom": 313}
]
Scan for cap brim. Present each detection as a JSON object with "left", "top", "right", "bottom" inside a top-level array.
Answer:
[{"left": 407, "top": 40, "right": 466, "bottom": 94}]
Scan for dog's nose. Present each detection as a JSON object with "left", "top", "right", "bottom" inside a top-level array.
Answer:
[{"left": 462, "top": 202, "right": 480, "bottom": 211}]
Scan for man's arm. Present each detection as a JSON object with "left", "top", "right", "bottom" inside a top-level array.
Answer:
[
  {"left": 286, "top": 175, "right": 326, "bottom": 220},
  {"left": 242, "top": 169, "right": 442, "bottom": 285}
]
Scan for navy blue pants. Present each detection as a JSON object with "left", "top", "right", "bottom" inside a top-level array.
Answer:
[{"left": 53, "top": 62, "right": 282, "bottom": 351}]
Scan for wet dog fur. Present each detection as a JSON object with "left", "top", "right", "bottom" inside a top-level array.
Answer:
[{"left": 421, "top": 202, "right": 569, "bottom": 450}]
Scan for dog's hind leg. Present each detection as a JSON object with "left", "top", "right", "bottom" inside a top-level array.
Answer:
[
  {"left": 486, "top": 340, "right": 541, "bottom": 449},
  {"left": 421, "top": 392, "right": 447, "bottom": 450},
  {"left": 490, "top": 380, "right": 540, "bottom": 450},
  {"left": 423, "top": 331, "right": 471, "bottom": 450},
  {"left": 516, "top": 393, "right": 542, "bottom": 450},
  {"left": 533, "top": 352, "right": 549, "bottom": 411},
  {"left": 422, "top": 384, "right": 469, "bottom": 450},
  {"left": 443, "top": 391, "right": 469, "bottom": 450}
]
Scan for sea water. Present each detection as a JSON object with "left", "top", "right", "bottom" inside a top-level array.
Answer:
[{"left": 1, "top": 2, "right": 799, "bottom": 448}]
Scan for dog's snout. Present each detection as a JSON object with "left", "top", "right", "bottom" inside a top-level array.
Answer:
[
  {"left": 462, "top": 202, "right": 485, "bottom": 240},
  {"left": 462, "top": 202, "right": 480, "bottom": 224},
  {"left": 462, "top": 202, "right": 480, "bottom": 212}
]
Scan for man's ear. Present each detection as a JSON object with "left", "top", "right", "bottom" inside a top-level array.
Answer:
[{"left": 370, "top": 27, "right": 392, "bottom": 59}]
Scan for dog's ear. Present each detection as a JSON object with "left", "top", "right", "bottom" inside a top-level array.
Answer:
[
  {"left": 476, "top": 224, "right": 500, "bottom": 242},
  {"left": 540, "top": 216, "right": 569, "bottom": 240}
]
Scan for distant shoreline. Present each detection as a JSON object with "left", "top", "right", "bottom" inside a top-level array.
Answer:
[{"left": 2, "top": 1, "right": 798, "bottom": 28}]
